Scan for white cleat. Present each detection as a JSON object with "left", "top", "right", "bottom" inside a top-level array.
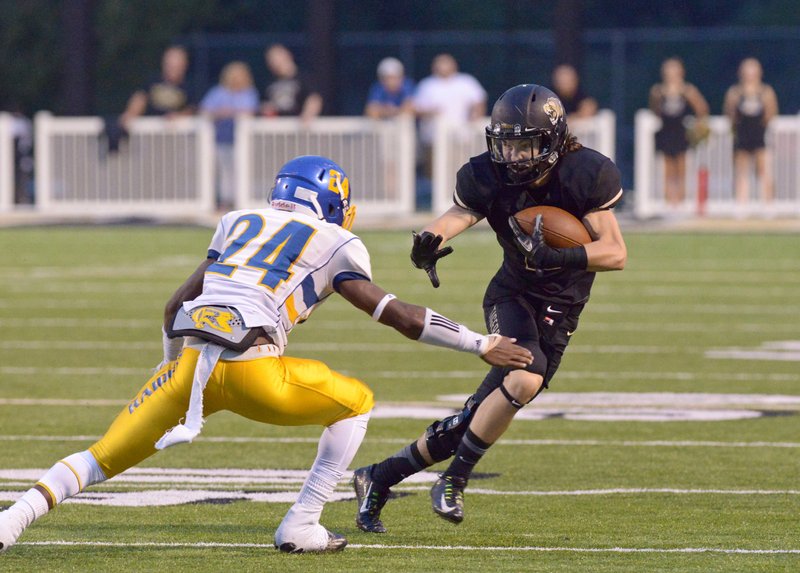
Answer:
[
  {"left": 274, "top": 523, "right": 347, "bottom": 554},
  {"left": 0, "top": 508, "right": 27, "bottom": 554}
]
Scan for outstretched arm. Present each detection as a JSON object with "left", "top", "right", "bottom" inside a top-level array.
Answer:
[
  {"left": 412, "top": 205, "right": 482, "bottom": 288},
  {"left": 421, "top": 204, "right": 482, "bottom": 242},
  {"left": 337, "top": 279, "right": 532, "bottom": 368}
]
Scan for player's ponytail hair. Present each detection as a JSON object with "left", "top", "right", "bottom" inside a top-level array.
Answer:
[{"left": 563, "top": 132, "right": 582, "bottom": 154}]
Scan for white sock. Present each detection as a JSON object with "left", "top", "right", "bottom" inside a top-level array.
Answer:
[
  {"left": 3, "top": 451, "right": 105, "bottom": 531},
  {"left": 276, "top": 412, "right": 370, "bottom": 544}
]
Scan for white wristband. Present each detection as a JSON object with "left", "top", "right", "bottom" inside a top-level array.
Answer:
[
  {"left": 371, "top": 294, "right": 397, "bottom": 321},
  {"left": 417, "top": 308, "right": 490, "bottom": 355}
]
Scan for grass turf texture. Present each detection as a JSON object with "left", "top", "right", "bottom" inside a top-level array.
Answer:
[{"left": 1, "top": 225, "right": 799, "bottom": 572}]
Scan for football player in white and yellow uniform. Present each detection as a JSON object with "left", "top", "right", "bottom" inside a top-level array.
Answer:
[{"left": 0, "top": 155, "right": 532, "bottom": 555}]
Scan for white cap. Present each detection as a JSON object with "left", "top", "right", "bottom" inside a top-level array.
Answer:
[{"left": 377, "top": 57, "right": 404, "bottom": 78}]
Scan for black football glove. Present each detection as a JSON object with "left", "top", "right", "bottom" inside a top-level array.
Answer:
[
  {"left": 411, "top": 231, "right": 453, "bottom": 288},
  {"left": 508, "top": 214, "right": 587, "bottom": 277}
]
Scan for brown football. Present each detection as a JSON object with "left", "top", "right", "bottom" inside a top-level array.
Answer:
[{"left": 512, "top": 205, "right": 592, "bottom": 248}]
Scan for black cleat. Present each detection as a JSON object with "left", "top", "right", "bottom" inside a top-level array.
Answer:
[
  {"left": 276, "top": 529, "right": 348, "bottom": 554},
  {"left": 430, "top": 474, "right": 466, "bottom": 524},
  {"left": 353, "top": 466, "right": 389, "bottom": 533}
]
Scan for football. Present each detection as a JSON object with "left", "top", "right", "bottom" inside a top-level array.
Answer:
[{"left": 512, "top": 205, "right": 592, "bottom": 248}]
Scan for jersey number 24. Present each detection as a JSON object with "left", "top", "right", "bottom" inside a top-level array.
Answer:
[{"left": 207, "top": 214, "right": 316, "bottom": 291}]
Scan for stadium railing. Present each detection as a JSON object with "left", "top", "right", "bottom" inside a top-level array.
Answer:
[
  {"left": 34, "top": 112, "right": 216, "bottom": 216},
  {"left": 0, "top": 112, "right": 14, "bottom": 212},
  {"left": 28, "top": 113, "right": 416, "bottom": 220},
  {"left": 234, "top": 115, "right": 416, "bottom": 218},
  {"left": 634, "top": 109, "right": 800, "bottom": 218},
  {"left": 431, "top": 110, "right": 616, "bottom": 214}
]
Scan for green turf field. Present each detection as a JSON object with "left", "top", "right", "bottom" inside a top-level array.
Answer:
[{"left": 1, "top": 225, "right": 799, "bottom": 572}]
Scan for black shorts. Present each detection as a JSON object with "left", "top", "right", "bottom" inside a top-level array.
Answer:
[
  {"left": 471, "top": 273, "right": 583, "bottom": 403},
  {"left": 734, "top": 118, "right": 766, "bottom": 152},
  {"left": 655, "top": 116, "right": 689, "bottom": 158}
]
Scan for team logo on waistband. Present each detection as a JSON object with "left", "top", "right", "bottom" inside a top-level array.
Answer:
[{"left": 191, "top": 307, "right": 234, "bottom": 333}]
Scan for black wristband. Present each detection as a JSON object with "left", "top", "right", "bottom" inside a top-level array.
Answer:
[
  {"left": 538, "top": 245, "right": 588, "bottom": 270},
  {"left": 558, "top": 245, "right": 588, "bottom": 270}
]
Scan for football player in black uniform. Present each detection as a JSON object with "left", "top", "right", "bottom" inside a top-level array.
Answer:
[{"left": 353, "top": 84, "right": 627, "bottom": 530}]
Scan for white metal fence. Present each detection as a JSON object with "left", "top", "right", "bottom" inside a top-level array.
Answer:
[
  {"left": 634, "top": 109, "right": 800, "bottom": 218},
  {"left": 34, "top": 112, "right": 215, "bottom": 216},
  {"left": 432, "top": 110, "right": 616, "bottom": 214},
  {"left": 26, "top": 114, "right": 415, "bottom": 220},
  {"left": 0, "top": 112, "right": 14, "bottom": 212},
  {"left": 235, "top": 115, "right": 415, "bottom": 217},
  {"left": 8, "top": 110, "right": 800, "bottom": 222}
]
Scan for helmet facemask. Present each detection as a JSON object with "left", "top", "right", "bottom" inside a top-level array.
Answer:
[
  {"left": 485, "top": 84, "right": 567, "bottom": 188},
  {"left": 486, "top": 128, "right": 559, "bottom": 186}
]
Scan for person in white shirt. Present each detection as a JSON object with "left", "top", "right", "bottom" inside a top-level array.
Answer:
[
  {"left": 0, "top": 156, "right": 531, "bottom": 556},
  {"left": 414, "top": 53, "right": 487, "bottom": 177}
]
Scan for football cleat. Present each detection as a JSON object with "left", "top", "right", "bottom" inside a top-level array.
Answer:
[
  {"left": 276, "top": 528, "right": 348, "bottom": 554},
  {"left": 0, "top": 507, "right": 26, "bottom": 554},
  {"left": 352, "top": 466, "right": 389, "bottom": 533},
  {"left": 430, "top": 474, "right": 467, "bottom": 524}
]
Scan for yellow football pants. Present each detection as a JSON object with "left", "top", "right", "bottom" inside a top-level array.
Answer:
[{"left": 89, "top": 347, "right": 374, "bottom": 478}]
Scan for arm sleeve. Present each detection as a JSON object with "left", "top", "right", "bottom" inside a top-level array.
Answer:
[
  {"left": 453, "top": 163, "right": 488, "bottom": 216},
  {"left": 412, "top": 79, "right": 434, "bottom": 112},
  {"left": 467, "top": 75, "right": 487, "bottom": 104},
  {"left": 206, "top": 217, "right": 228, "bottom": 260},
  {"left": 366, "top": 83, "right": 382, "bottom": 104},
  {"left": 587, "top": 160, "right": 623, "bottom": 212},
  {"left": 244, "top": 88, "right": 260, "bottom": 111},
  {"left": 331, "top": 238, "right": 373, "bottom": 292},
  {"left": 199, "top": 87, "right": 220, "bottom": 112}
]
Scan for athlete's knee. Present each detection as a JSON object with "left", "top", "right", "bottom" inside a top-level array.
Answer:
[
  {"left": 502, "top": 370, "right": 545, "bottom": 406},
  {"left": 423, "top": 396, "right": 478, "bottom": 462}
]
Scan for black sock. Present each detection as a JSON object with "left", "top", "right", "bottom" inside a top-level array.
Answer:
[
  {"left": 370, "top": 442, "right": 428, "bottom": 488},
  {"left": 444, "top": 428, "right": 491, "bottom": 482}
]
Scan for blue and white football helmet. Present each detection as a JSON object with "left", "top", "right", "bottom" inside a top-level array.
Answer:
[{"left": 270, "top": 155, "right": 356, "bottom": 230}]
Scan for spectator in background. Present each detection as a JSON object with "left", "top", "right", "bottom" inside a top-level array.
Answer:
[
  {"left": 648, "top": 57, "right": 709, "bottom": 209},
  {"left": 413, "top": 53, "right": 487, "bottom": 178},
  {"left": 120, "top": 45, "right": 195, "bottom": 131},
  {"left": 261, "top": 44, "right": 322, "bottom": 123},
  {"left": 551, "top": 64, "right": 597, "bottom": 119},
  {"left": 2, "top": 103, "right": 34, "bottom": 204},
  {"left": 200, "top": 61, "right": 260, "bottom": 211},
  {"left": 364, "top": 57, "right": 414, "bottom": 119},
  {"left": 723, "top": 57, "right": 779, "bottom": 213}
]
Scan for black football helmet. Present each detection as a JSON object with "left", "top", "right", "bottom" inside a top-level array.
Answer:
[{"left": 485, "top": 84, "right": 567, "bottom": 186}]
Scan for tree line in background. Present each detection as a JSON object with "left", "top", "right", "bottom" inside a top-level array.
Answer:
[{"left": 1, "top": 0, "right": 798, "bottom": 116}]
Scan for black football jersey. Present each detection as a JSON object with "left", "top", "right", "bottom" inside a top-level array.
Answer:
[{"left": 453, "top": 147, "right": 622, "bottom": 304}]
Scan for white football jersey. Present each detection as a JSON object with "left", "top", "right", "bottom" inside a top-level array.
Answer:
[{"left": 184, "top": 207, "right": 372, "bottom": 351}]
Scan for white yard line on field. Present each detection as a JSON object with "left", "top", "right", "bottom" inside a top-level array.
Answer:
[
  {"left": 0, "top": 318, "right": 155, "bottom": 328},
  {"left": 0, "top": 341, "right": 159, "bottom": 350},
  {"left": 0, "top": 317, "right": 796, "bottom": 334},
  {"left": 0, "top": 341, "right": 683, "bottom": 353},
  {"left": 16, "top": 540, "right": 800, "bottom": 554},
  {"left": 0, "top": 366, "right": 146, "bottom": 376},
  {"left": 2, "top": 434, "right": 800, "bottom": 449},
  {"left": 2, "top": 366, "right": 798, "bottom": 384}
]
